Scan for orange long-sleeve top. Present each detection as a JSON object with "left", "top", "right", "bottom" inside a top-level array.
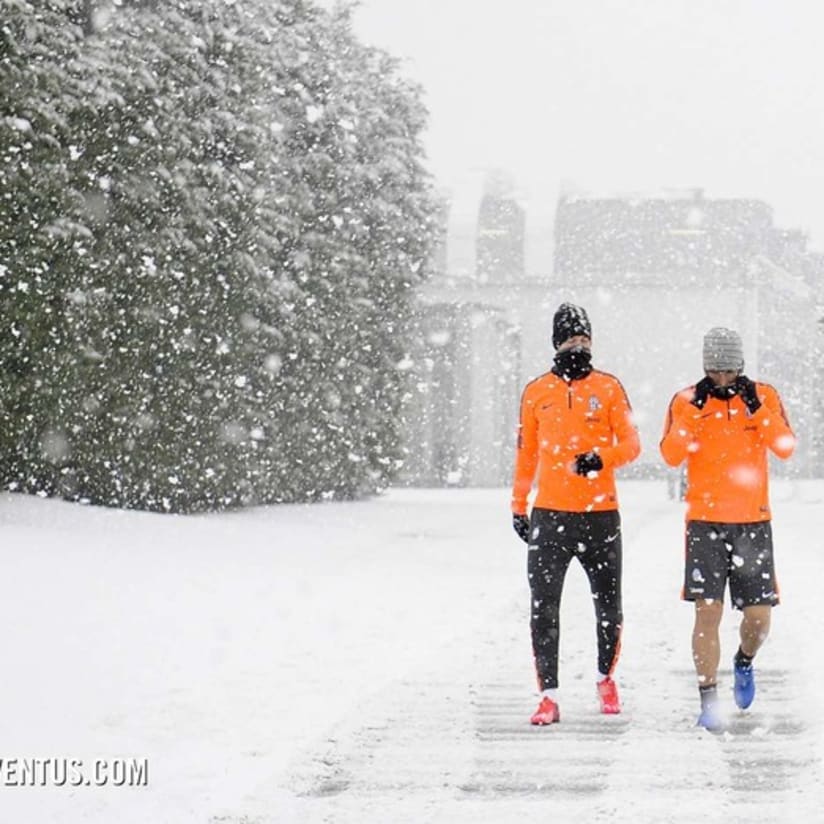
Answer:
[
  {"left": 659, "top": 382, "right": 795, "bottom": 523},
  {"left": 511, "top": 369, "right": 641, "bottom": 515}
]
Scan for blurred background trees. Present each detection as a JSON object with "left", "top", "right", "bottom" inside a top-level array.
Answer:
[{"left": 1, "top": 0, "right": 437, "bottom": 511}]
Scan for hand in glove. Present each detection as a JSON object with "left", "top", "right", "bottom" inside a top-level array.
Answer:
[
  {"left": 691, "top": 377, "right": 715, "bottom": 409},
  {"left": 512, "top": 514, "right": 531, "bottom": 543},
  {"left": 574, "top": 451, "right": 604, "bottom": 477},
  {"left": 734, "top": 375, "right": 761, "bottom": 414}
]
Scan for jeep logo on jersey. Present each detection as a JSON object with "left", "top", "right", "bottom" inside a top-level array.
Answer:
[{"left": 588, "top": 395, "right": 602, "bottom": 412}]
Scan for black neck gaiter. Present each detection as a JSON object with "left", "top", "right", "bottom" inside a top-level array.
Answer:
[
  {"left": 709, "top": 382, "right": 737, "bottom": 400},
  {"left": 552, "top": 347, "right": 593, "bottom": 381}
]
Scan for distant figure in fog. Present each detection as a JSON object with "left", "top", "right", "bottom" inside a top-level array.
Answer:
[
  {"left": 511, "top": 303, "right": 641, "bottom": 725},
  {"left": 660, "top": 327, "right": 795, "bottom": 732}
]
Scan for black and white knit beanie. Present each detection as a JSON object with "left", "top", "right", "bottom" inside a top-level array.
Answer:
[{"left": 552, "top": 303, "right": 591, "bottom": 350}]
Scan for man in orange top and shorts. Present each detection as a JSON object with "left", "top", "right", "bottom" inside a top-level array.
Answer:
[
  {"left": 511, "top": 303, "right": 640, "bottom": 725},
  {"left": 660, "top": 327, "right": 795, "bottom": 731}
]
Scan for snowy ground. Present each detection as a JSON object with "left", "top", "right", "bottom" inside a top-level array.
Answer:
[{"left": 1, "top": 480, "right": 823, "bottom": 823}]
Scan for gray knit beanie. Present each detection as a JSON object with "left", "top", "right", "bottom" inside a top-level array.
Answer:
[{"left": 703, "top": 327, "right": 744, "bottom": 372}]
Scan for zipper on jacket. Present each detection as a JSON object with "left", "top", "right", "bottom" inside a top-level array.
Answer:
[{"left": 568, "top": 385, "right": 573, "bottom": 409}]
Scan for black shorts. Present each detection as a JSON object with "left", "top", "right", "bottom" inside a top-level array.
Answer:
[{"left": 683, "top": 521, "right": 779, "bottom": 610}]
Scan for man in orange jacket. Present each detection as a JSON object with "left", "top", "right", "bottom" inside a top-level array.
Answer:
[
  {"left": 512, "top": 303, "right": 640, "bottom": 725},
  {"left": 660, "top": 327, "right": 795, "bottom": 731}
]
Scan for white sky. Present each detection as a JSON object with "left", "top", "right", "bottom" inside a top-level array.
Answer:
[{"left": 349, "top": 0, "right": 824, "bottom": 251}]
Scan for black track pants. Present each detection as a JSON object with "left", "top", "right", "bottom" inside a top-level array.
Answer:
[{"left": 527, "top": 508, "right": 623, "bottom": 690}]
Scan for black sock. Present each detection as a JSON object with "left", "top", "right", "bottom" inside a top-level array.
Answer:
[
  {"left": 699, "top": 683, "right": 717, "bottom": 707},
  {"left": 734, "top": 647, "right": 754, "bottom": 669}
]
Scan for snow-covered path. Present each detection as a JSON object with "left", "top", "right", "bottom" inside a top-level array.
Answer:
[{"left": 1, "top": 482, "right": 822, "bottom": 823}]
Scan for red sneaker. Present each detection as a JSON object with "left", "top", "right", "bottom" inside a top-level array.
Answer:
[
  {"left": 530, "top": 696, "right": 560, "bottom": 725},
  {"left": 597, "top": 677, "right": 621, "bottom": 714}
]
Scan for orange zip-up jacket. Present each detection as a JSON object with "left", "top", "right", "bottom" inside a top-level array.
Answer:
[
  {"left": 511, "top": 369, "right": 641, "bottom": 515},
  {"left": 659, "top": 382, "right": 795, "bottom": 523}
]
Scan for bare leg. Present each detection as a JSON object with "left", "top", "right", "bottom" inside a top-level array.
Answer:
[
  {"left": 692, "top": 599, "right": 723, "bottom": 686},
  {"left": 739, "top": 605, "right": 771, "bottom": 657}
]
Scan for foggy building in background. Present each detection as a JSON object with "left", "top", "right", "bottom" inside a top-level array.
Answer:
[
  {"left": 553, "top": 189, "right": 821, "bottom": 480},
  {"left": 554, "top": 188, "right": 775, "bottom": 283},
  {"left": 401, "top": 187, "right": 823, "bottom": 486},
  {"left": 476, "top": 172, "right": 525, "bottom": 284},
  {"left": 400, "top": 177, "right": 522, "bottom": 486},
  {"left": 400, "top": 304, "right": 520, "bottom": 486}
]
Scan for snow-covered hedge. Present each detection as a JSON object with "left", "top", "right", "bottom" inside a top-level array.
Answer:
[{"left": 0, "top": 0, "right": 436, "bottom": 511}]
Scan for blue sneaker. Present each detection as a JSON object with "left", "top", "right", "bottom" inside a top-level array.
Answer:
[
  {"left": 733, "top": 661, "right": 755, "bottom": 709},
  {"left": 696, "top": 702, "right": 723, "bottom": 732}
]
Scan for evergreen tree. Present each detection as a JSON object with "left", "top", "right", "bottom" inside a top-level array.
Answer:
[
  {"left": 0, "top": 0, "right": 436, "bottom": 511},
  {"left": 0, "top": 1, "right": 92, "bottom": 492}
]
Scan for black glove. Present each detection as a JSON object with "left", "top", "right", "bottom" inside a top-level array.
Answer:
[
  {"left": 734, "top": 375, "right": 761, "bottom": 414},
  {"left": 691, "top": 377, "right": 715, "bottom": 409},
  {"left": 512, "top": 514, "right": 530, "bottom": 543},
  {"left": 574, "top": 451, "right": 603, "bottom": 476}
]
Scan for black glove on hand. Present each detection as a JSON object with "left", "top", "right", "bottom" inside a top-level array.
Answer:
[
  {"left": 574, "top": 451, "right": 604, "bottom": 476},
  {"left": 512, "top": 514, "right": 531, "bottom": 543},
  {"left": 691, "top": 376, "right": 715, "bottom": 409},
  {"left": 735, "top": 375, "right": 761, "bottom": 414}
]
